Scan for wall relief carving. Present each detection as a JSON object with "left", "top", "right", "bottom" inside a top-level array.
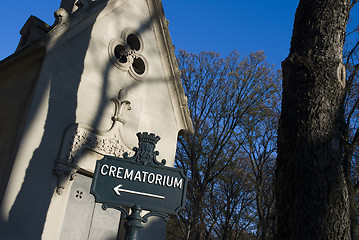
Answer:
[{"left": 54, "top": 90, "right": 134, "bottom": 194}]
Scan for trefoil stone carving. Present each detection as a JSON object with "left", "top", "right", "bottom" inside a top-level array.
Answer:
[{"left": 109, "top": 29, "right": 148, "bottom": 80}]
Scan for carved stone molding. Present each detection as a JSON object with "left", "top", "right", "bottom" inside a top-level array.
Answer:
[{"left": 54, "top": 90, "right": 134, "bottom": 194}]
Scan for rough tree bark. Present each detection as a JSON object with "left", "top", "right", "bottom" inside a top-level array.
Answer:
[{"left": 276, "top": 0, "right": 352, "bottom": 239}]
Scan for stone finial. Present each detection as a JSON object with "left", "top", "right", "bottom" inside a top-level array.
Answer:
[{"left": 59, "top": 0, "right": 78, "bottom": 14}]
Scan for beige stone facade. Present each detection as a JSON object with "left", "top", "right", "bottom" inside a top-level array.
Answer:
[{"left": 0, "top": 0, "right": 192, "bottom": 239}]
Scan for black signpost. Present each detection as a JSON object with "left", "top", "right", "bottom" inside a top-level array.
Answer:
[{"left": 90, "top": 132, "right": 187, "bottom": 240}]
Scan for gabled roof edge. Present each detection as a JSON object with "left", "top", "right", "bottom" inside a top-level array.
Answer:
[{"left": 150, "top": 0, "right": 194, "bottom": 135}]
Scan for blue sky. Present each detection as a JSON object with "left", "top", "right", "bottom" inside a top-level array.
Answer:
[
  {"left": 0, "top": 1, "right": 358, "bottom": 68},
  {"left": 162, "top": 0, "right": 299, "bottom": 68}
]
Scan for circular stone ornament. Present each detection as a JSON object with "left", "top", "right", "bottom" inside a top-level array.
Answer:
[{"left": 109, "top": 29, "right": 148, "bottom": 80}]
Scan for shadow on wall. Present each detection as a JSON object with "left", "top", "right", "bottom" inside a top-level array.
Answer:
[
  {"left": 0, "top": 1, "right": 108, "bottom": 239},
  {"left": 0, "top": 1, "right": 171, "bottom": 239}
]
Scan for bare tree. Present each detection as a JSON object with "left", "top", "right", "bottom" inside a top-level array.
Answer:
[
  {"left": 343, "top": 3, "right": 359, "bottom": 237},
  {"left": 242, "top": 111, "right": 278, "bottom": 240},
  {"left": 166, "top": 50, "right": 279, "bottom": 240},
  {"left": 205, "top": 161, "right": 256, "bottom": 240}
]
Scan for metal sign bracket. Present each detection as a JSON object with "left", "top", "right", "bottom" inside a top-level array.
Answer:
[{"left": 102, "top": 203, "right": 169, "bottom": 240}]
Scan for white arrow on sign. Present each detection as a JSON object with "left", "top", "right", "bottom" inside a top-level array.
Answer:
[{"left": 113, "top": 184, "right": 165, "bottom": 200}]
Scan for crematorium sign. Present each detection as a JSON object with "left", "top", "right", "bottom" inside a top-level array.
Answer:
[{"left": 90, "top": 132, "right": 187, "bottom": 215}]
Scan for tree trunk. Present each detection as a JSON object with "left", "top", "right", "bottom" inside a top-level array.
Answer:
[
  {"left": 189, "top": 186, "right": 205, "bottom": 240},
  {"left": 256, "top": 188, "right": 267, "bottom": 240},
  {"left": 344, "top": 147, "right": 359, "bottom": 240},
  {"left": 275, "top": 0, "right": 351, "bottom": 239},
  {"left": 188, "top": 205, "right": 202, "bottom": 240},
  {"left": 348, "top": 184, "right": 359, "bottom": 240}
]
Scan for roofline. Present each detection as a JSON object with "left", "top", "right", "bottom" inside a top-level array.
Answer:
[{"left": 0, "top": 0, "right": 194, "bottom": 134}]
